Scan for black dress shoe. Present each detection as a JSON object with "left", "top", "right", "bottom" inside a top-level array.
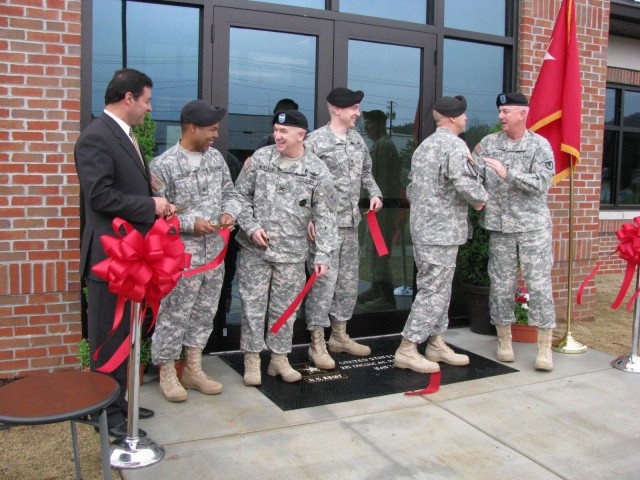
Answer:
[
  {"left": 138, "top": 406, "right": 155, "bottom": 419},
  {"left": 108, "top": 420, "right": 147, "bottom": 438}
]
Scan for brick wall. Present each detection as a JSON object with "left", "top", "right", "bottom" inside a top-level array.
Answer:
[
  {"left": 519, "top": 0, "right": 608, "bottom": 322},
  {"left": 0, "top": 0, "right": 82, "bottom": 377}
]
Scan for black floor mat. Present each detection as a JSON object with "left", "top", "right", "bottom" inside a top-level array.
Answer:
[{"left": 219, "top": 335, "right": 517, "bottom": 411}]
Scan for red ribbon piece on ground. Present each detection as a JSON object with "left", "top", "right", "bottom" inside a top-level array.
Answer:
[
  {"left": 577, "top": 215, "right": 640, "bottom": 311},
  {"left": 91, "top": 216, "right": 191, "bottom": 372},
  {"left": 404, "top": 371, "right": 442, "bottom": 396},
  {"left": 269, "top": 272, "right": 318, "bottom": 334},
  {"left": 366, "top": 210, "right": 389, "bottom": 257}
]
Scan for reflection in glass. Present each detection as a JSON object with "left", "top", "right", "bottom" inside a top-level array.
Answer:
[
  {"left": 228, "top": 28, "right": 317, "bottom": 163},
  {"left": 444, "top": 0, "right": 506, "bottom": 36},
  {"left": 444, "top": 39, "right": 504, "bottom": 150},
  {"left": 623, "top": 90, "right": 640, "bottom": 127},
  {"left": 605, "top": 88, "right": 618, "bottom": 125},
  {"left": 601, "top": 130, "right": 617, "bottom": 205},
  {"left": 340, "top": 0, "right": 428, "bottom": 24},
  {"left": 249, "top": 0, "right": 325, "bottom": 9},
  {"left": 92, "top": 0, "right": 200, "bottom": 153},
  {"left": 618, "top": 132, "right": 640, "bottom": 205},
  {"left": 348, "top": 40, "right": 421, "bottom": 314}
]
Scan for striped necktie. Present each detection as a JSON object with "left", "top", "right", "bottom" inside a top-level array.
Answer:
[{"left": 129, "top": 128, "right": 145, "bottom": 166}]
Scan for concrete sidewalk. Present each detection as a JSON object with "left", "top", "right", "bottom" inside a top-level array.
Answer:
[{"left": 122, "top": 328, "right": 640, "bottom": 480}]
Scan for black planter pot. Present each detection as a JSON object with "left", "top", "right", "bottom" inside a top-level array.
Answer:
[{"left": 460, "top": 282, "right": 496, "bottom": 336}]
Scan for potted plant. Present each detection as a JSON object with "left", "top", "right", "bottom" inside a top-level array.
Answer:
[
  {"left": 512, "top": 286, "right": 536, "bottom": 342},
  {"left": 456, "top": 207, "right": 495, "bottom": 335},
  {"left": 77, "top": 338, "right": 90, "bottom": 371}
]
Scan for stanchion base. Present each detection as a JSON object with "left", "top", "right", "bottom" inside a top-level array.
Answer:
[
  {"left": 611, "top": 354, "right": 640, "bottom": 373},
  {"left": 552, "top": 332, "right": 588, "bottom": 354},
  {"left": 111, "top": 435, "right": 165, "bottom": 469}
]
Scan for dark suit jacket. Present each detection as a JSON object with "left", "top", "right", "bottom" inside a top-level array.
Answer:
[{"left": 75, "top": 112, "right": 157, "bottom": 280}]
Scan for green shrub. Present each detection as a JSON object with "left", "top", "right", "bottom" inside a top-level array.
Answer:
[{"left": 132, "top": 112, "right": 157, "bottom": 163}]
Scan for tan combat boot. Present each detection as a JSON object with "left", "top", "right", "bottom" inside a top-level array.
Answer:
[
  {"left": 267, "top": 353, "right": 302, "bottom": 382},
  {"left": 181, "top": 347, "right": 223, "bottom": 394},
  {"left": 535, "top": 328, "right": 554, "bottom": 371},
  {"left": 327, "top": 320, "right": 371, "bottom": 356},
  {"left": 496, "top": 324, "right": 515, "bottom": 362},
  {"left": 425, "top": 335, "right": 470, "bottom": 366},
  {"left": 308, "top": 329, "right": 335, "bottom": 369},
  {"left": 159, "top": 361, "right": 188, "bottom": 402},
  {"left": 394, "top": 337, "right": 440, "bottom": 373},
  {"left": 244, "top": 352, "right": 261, "bottom": 386}
]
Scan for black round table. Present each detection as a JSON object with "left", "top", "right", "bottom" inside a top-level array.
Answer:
[{"left": 0, "top": 370, "right": 120, "bottom": 480}]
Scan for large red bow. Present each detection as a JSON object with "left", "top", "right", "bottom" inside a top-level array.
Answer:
[
  {"left": 577, "top": 216, "right": 640, "bottom": 311},
  {"left": 91, "top": 216, "right": 191, "bottom": 372}
]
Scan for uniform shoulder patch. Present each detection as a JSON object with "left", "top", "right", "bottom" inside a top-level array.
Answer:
[
  {"left": 544, "top": 160, "right": 554, "bottom": 171},
  {"left": 150, "top": 174, "right": 164, "bottom": 192}
]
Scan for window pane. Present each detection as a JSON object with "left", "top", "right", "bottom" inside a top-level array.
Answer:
[
  {"left": 605, "top": 88, "right": 618, "bottom": 125},
  {"left": 444, "top": 0, "right": 506, "bottom": 35},
  {"left": 228, "top": 28, "right": 317, "bottom": 162},
  {"left": 348, "top": 40, "right": 421, "bottom": 314},
  {"left": 623, "top": 90, "right": 640, "bottom": 128},
  {"left": 601, "top": 130, "right": 617, "bottom": 205},
  {"left": 617, "top": 132, "right": 640, "bottom": 205},
  {"left": 250, "top": 0, "right": 325, "bottom": 8},
  {"left": 340, "top": 0, "right": 428, "bottom": 24},
  {"left": 444, "top": 39, "right": 504, "bottom": 149},
  {"left": 92, "top": 0, "right": 200, "bottom": 154}
]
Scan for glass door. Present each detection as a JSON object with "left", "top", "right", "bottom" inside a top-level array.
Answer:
[
  {"left": 334, "top": 23, "right": 436, "bottom": 336},
  {"left": 207, "top": 8, "right": 334, "bottom": 351}
]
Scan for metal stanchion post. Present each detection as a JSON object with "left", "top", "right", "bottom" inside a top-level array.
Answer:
[
  {"left": 611, "top": 271, "right": 640, "bottom": 373},
  {"left": 110, "top": 301, "right": 165, "bottom": 468}
]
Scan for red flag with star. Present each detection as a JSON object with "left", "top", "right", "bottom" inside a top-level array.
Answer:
[{"left": 526, "top": 0, "right": 581, "bottom": 184}]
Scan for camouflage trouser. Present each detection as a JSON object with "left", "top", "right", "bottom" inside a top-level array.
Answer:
[
  {"left": 151, "top": 266, "right": 224, "bottom": 364},
  {"left": 488, "top": 228, "right": 556, "bottom": 328},
  {"left": 402, "top": 244, "right": 457, "bottom": 344},
  {"left": 237, "top": 247, "right": 305, "bottom": 354},
  {"left": 305, "top": 226, "right": 359, "bottom": 330}
]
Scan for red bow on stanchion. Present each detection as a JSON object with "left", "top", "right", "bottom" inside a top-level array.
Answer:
[
  {"left": 91, "top": 216, "right": 192, "bottom": 372},
  {"left": 577, "top": 216, "right": 640, "bottom": 312}
]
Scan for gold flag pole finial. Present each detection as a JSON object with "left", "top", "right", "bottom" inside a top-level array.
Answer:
[{"left": 553, "top": 160, "right": 587, "bottom": 354}]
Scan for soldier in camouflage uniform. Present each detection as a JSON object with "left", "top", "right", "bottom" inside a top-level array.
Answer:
[
  {"left": 150, "top": 100, "right": 241, "bottom": 402},
  {"left": 235, "top": 110, "right": 337, "bottom": 386},
  {"left": 394, "top": 96, "right": 488, "bottom": 374},
  {"left": 304, "top": 88, "right": 383, "bottom": 370},
  {"left": 473, "top": 92, "right": 556, "bottom": 371}
]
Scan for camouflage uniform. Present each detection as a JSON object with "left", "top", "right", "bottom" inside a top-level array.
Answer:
[
  {"left": 235, "top": 145, "right": 337, "bottom": 353},
  {"left": 150, "top": 143, "right": 241, "bottom": 364},
  {"left": 304, "top": 125, "right": 382, "bottom": 329},
  {"left": 402, "top": 127, "right": 488, "bottom": 343},
  {"left": 473, "top": 130, "right": 556, "bottom": 329}
]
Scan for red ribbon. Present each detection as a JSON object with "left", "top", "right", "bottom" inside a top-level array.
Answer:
[
  {"left": 269, "top": 272, "right": 318, "bottom": 334},
  {"left": 577, "top": 216, "right": 640, "bottom": 311},
  {"left": 183, "top": 227, "right": 231, "bottom": 278},
  {"left": 404, "top": 371, "right": 441, "bottom": 396},
  {"left": 366, "top": 210, "right": 389, "bottom": 257},
  {"left": 91, "top": 216, "right": 191, "bottom": 372}
]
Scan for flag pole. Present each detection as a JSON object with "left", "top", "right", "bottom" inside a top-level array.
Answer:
[{"left": 553, "top": 159, "right": 587, "bottom": 354}]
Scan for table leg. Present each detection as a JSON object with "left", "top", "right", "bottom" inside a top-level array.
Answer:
[
  {"left": 69, "top": 420, "right": 81, "bottom": 480},
  {"left": 98, "top": 408, "right": 113, "bottom": 480}
]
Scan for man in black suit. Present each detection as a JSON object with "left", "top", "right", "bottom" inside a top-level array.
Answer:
[{"left": 74, "top": 68, "right": 173, "bottom": 437}]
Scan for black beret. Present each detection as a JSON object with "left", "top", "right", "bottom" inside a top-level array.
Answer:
[
  {"left": 273, "top": 98, "right": 299, "bottom": 115},
  {"left": 432, "top": 95, "right": 467, "bottom": 117},
  {"left": 181, "top": 100, "right": 226, "bottom": 126},
  {"left": 272, "top": 109, "right": 308, "bottom": 130},
  {"left": 496, "top": 92, "right": 529, "bottom": 108},
  {"left": 327, "top": 87, "right": 364, "bottom": 108},
  {"left": 363, "top": 110, "right": 387, "bottom": 122}
]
